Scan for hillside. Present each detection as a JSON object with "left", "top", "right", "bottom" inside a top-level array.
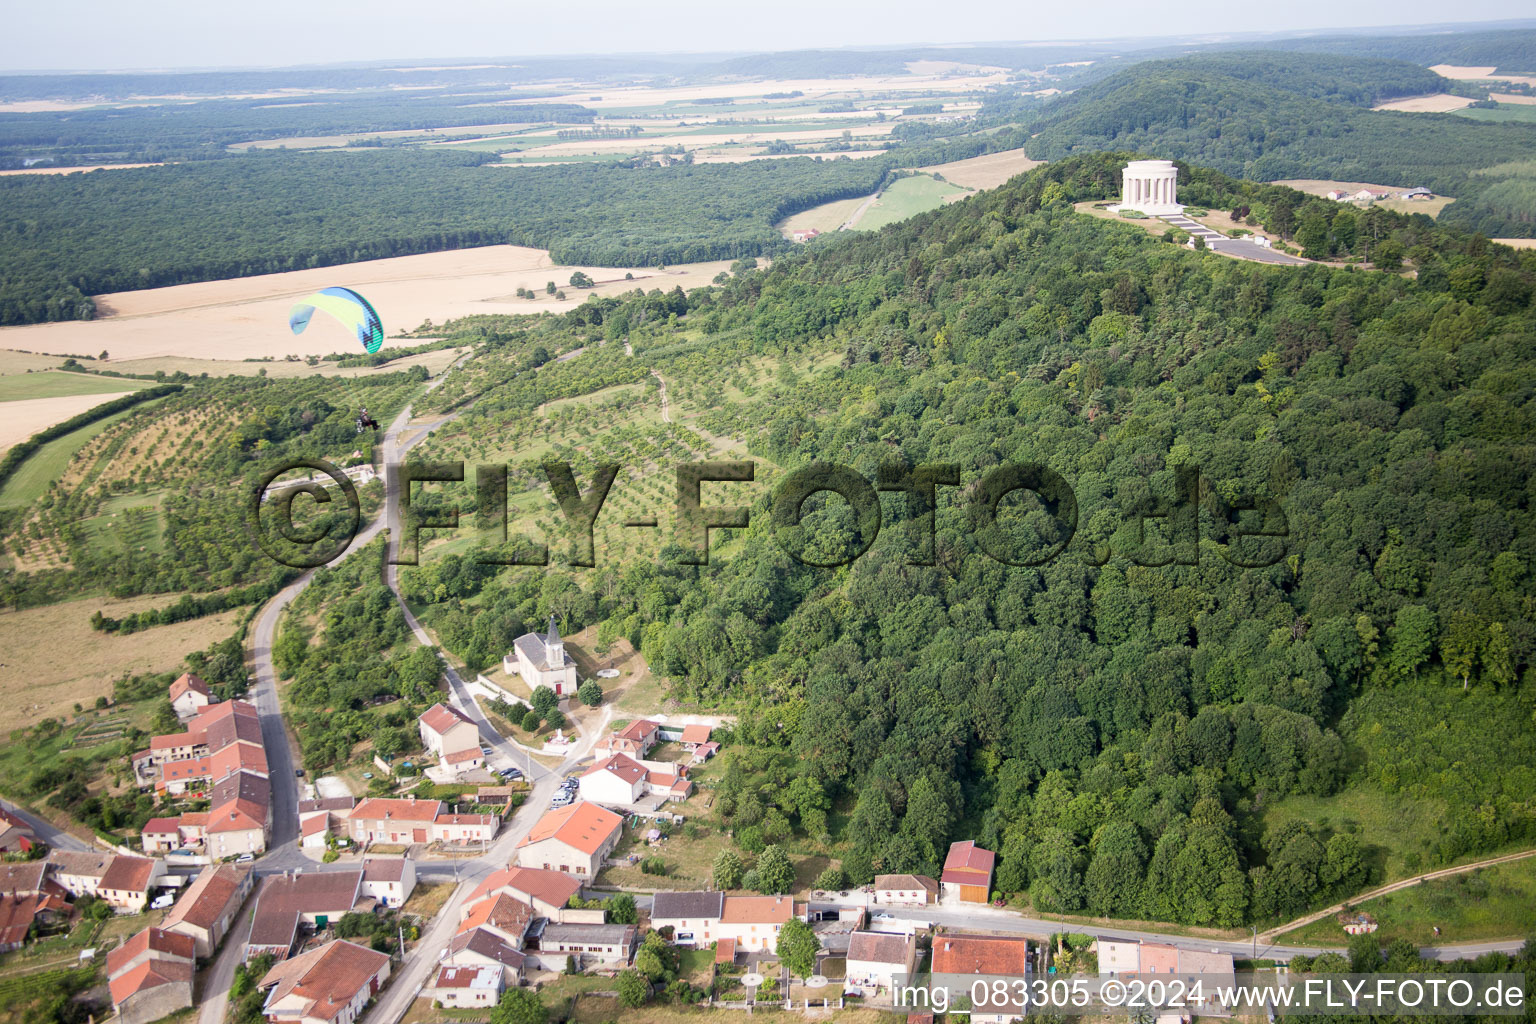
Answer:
[
  {"left": 1021, "top": 53, "right": 1536, "bottom": 235},
  {"left": 378, "top": 157, "right": 1536, "bottom": 929}
]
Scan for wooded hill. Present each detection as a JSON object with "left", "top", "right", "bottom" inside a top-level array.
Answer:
[{"left": 391, "top": 156, "right": 1536, "bottom": 928}]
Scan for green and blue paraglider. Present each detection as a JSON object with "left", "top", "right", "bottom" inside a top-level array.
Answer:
[{"left": 288, "top": 287, "right": 384, "bottom": 354}]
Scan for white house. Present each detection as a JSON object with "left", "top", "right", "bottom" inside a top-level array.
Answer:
[
  {"left": 429, "top": 965, "right": 503, "bottom": 1010},
  {"left": 258, "top": 940, "right": 390, "bottom": 1024},
  {"left": 505, "top": 615, "right": 578, "bottom": 696},
  {"left": 649, "top": 891, "right": 724, "bottom": 947},
  {"left": 716, "top": 895, "right": 799, "bottom": 953},
  {"left": 846, "top": 930, "right": 917, "bottom": 992},
  {"left": 873, "top": 874, "right": 938, "bottom": 905},
  {"left": 169, "top": 673, "right": 211, "bottom": 718},
  {"left": 419, "top": 703, "right": 480, "bottom": 760},
  {"left": 526, "top": 921, "right": 637, "bottom": 970},
  {"left": 578, "top": 753, "right": 692, "bottom": 806},
  {"left": 516, "top": 802, "right": 623, "bottom": 877},
  {"left": 1096, "top": 937, "right": 1141, "bottom": 976},
  {"left": 360, "top": 857, "right": 417, "bottom": 908}
]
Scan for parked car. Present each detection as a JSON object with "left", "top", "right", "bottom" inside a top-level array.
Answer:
[
  {"left": 236, "top": 853, "right": 254, "bottom": 863},
  {"left": 873, "top": 912, "right": 894, "bottom": 921}
]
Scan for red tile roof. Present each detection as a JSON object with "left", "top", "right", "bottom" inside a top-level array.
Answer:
[
  {"left": 107, "top": 926, "right": 194, "bottom": 978},
  {"left": 163, "top": 864, "right": 249, "bottom": 932},
  {"left": 258, "top": 939, "right": 389, "bottom": 1022},
  {"left": 940, "top": 840, "right": 996, "bottom": 887},
  {"left": 99, "top": 856, "right": 156, "bottom": 895},
  {"left": 720, "top": 895, "right": 794, "bottom": 925},
  {"left": 848, "top": 930, "right": 914, "bottom": 965},
  {"left": 617, "top": 719, "right": 659, "bottom": 742},
  {"left": 168, "top": 673, "right": 210, "bottom": 701},
  {"left": 209, "top": 740, "right": 268, "bottom": 780},
  {"left": 467, "top": 866, "right": 582, "bottom": 910},
  {"left": 930, "top": 934, "right": 1030, "bottom": 975},
  {"left": 444, "top": 748, "right": 483, "bottom": 765},
  {"left": 716, "top": 937, "right": 736, "bottom": 963},
  {"left": 582, "top": 752, "right": 647, "bottom": 785},
  {"left": 681, "top": 724, "right": 712, "bottom": 745},
  {"left": 108, "top": 957, "right": 194, "bottom": 1007},
  {"left": 420, "top": 702, "right": 476, "bottom": 736},
  {"left": 351, "top": 797, "right": 443, "bottom": 823},
  {"left": 142, "top": 818, "right": 182, "bottom": 835},
  {"left": 458, "top": 892, "right": 533, "bottom": 940},
  {"left": 518, "top": 801, "right": 622, "bottom": 856}
]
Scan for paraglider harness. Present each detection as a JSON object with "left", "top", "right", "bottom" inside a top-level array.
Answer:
[{"left": 356, "top": 408, "right": 380, "bottom": 433}]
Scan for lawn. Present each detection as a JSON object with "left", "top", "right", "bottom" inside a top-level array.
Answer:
[
  {"left": 0, "top": 398, "right": 164, "bottom": 508},
  {"left": 855, "top": 174, "right": 970, "bottom": 231},
  {"left": 75, "top": 490, "right": 167, "bottom": 557},
  {"left": 1257, "top": 785, "right": 1453, "bottom": 882},
  {"left": 1453, "top": 104, "right": 1536, "bottom": 123},
  {"left": 1275, "top": 856, "right": 1536, "bottom": 947},
  {"left": 0, "top": 370, "right": 151, "bottom": 402}
]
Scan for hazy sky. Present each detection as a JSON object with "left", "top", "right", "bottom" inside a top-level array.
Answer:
[{"left": 4, "top": 0, "right": 1532, "bottom": 72}]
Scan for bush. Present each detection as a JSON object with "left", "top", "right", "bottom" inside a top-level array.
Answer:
[
  {"left": 521, "top": 709, "right": 542, "bottom": 732},
  {"left": 814, "top": 866, "right": 847, "bottom": 891},
  {"left": 640, "top": 856, "right": 667, "bottom": 875},
  {"left": 578, "top": 679, "right": 603, "bottom": 707}
]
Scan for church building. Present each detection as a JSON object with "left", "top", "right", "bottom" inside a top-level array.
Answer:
[{"left": 505, "top": 615, "right": 579, "bottom": 696}]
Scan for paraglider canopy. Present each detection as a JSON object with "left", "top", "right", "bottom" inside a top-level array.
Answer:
[{"left": 289, "top": 287, "right": 384, "bottom": 354}]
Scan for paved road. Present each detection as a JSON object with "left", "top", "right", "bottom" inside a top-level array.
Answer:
[
  {"left": 1161, "top": 214, "right": 1309, "bottom": 266},
  {"left": 0, "top": 800, "right": 93, "bottom": 853}
]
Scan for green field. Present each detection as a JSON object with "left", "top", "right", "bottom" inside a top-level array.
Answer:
[
  {"left": 1453, "top": 104, "right": 1536, "bottom": 123},
  {"left": 0, "top": 404, "right": 147, "bottom": 509},
  {"left": 1277, "top": 856, "right": 1536, "bottom": 947},
  {"left": 1259, "top": 786, "right": 1453, "bottom": 882},
  {"left": 855, "top": 173, "right": 970, "bottom": 230},
  {"left": 0, "top": 371, "right": 149, "bottom": 402},
  {"left": 77, "top": 491, "right": 167, "bottom": 556}
]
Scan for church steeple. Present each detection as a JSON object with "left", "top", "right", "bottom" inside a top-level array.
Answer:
[{"left": 545, "top": 614, "right": 564, "bottom": 662}]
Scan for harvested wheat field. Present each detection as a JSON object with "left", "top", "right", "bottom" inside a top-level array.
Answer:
[
  {"left": 0, "top": 162, "right": 164, "bottom": 176},
  {"left": 1430, "top": 65, "right": 1536, "bottom": 87},
  {"left": 0, "top": 392, "right": 136, "bottom": 454},
  {"left": 0, "top": 595, "right": 244, "bottom": 725},
  {"left": 504, "top": 71, "right": 1009, "bottom": 110},
  {"left": 0, "top": 246, "right": 734, "bottom": 363},
  {"left": 1372, "top": 93, "right": 1476, "bottom": 113},
  {"left": 1495, "top": 238, "right": 1536, "bottom": 249},
  {"left": 1271, "top": 179, "right": 1414, "bottom": 197},
  {"left": 919, "top": 147, "right": 1044, "bottom": 189}
]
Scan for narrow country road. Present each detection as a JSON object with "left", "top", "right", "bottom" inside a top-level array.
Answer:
[
  {"left": 0, "top": 800, "right": 92, "bottom": 853},
  {"left": 840, "top": 191, "right": 879, "bottom": 230},
  {"left": 651, "top": 369, "right": 671, "bottom": 423},
  {"left": 1258, "top": 846, "right": 1536, "bottom": 944}
]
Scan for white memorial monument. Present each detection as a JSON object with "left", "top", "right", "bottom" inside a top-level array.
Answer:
[{"left": 1110, "top": 159, "right": 1183, "bottom": 216}]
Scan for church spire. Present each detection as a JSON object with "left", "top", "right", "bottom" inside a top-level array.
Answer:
[{"left": 546, "top": 613, "right": 562, "bottom": 651}]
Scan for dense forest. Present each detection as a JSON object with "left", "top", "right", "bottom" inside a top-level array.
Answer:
[
  {"left": 0, "top": 150, "right": 891, "bottom": 324},
  {"left": 0, "top": 92, "right": 596, "bottom": 167},
  {"left": 394, "top": 156, "right": 1536, "bottom": 928},
  {"left": 1021, "top": 53, "right": 1536, "bottom": 235}
]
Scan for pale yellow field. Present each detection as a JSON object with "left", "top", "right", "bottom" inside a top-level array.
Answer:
[
  {"left": 918, "top": 147, "right": 1044, "bottom": 189},
  {"left": 0, "top": 595, "right": 245, "bottom": 726},
  {"left": 0, "top": 247, "right": 734, "bottom": 363},
  {"left": 229, "top": 121, "right": 569, "bottom": 151},
  {"left": 0, "top": 392, "right": 136, "bottom": 454},
  {"left": 1272, "top": 179, "right": 1417, "bottom": 196},
  {"left": 1374, "top": 197, "right": 1455, "bottom": 217},
  {"left": 1494, "top": 238, "right": 1536, "bottom": 249},
  {"left": 1372, "top": 93, "right": 1475, "bottom": 113},
  {"left": 507, "top": 122, "right": 896, "bottom": 159},
  {"left": 1430, "top": 65, "right": 1536, "bottom": 87},
  {"left": 1492, "top": 93, "right": 1536, "bottom": 105},
  {"left": 101, "top": 345, "right": 470, "bottom": 381},
  {"left": 502, "top": 71, "right": 1010, "bottom": 110},
  {"left": 690, "top": 149, "right": 886, "bottom": 164},
  {"left": 0, "top": 100, "right": 101, "bottom": 113},
  {"left": 0, "top": 351, "right": 65, "bottom": 375},
  {"left": 777, "top": 195, "right": 872, "bottom": 237},
  {"left": 0, "top": 163, "right": 164, "bottom": 176}
]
